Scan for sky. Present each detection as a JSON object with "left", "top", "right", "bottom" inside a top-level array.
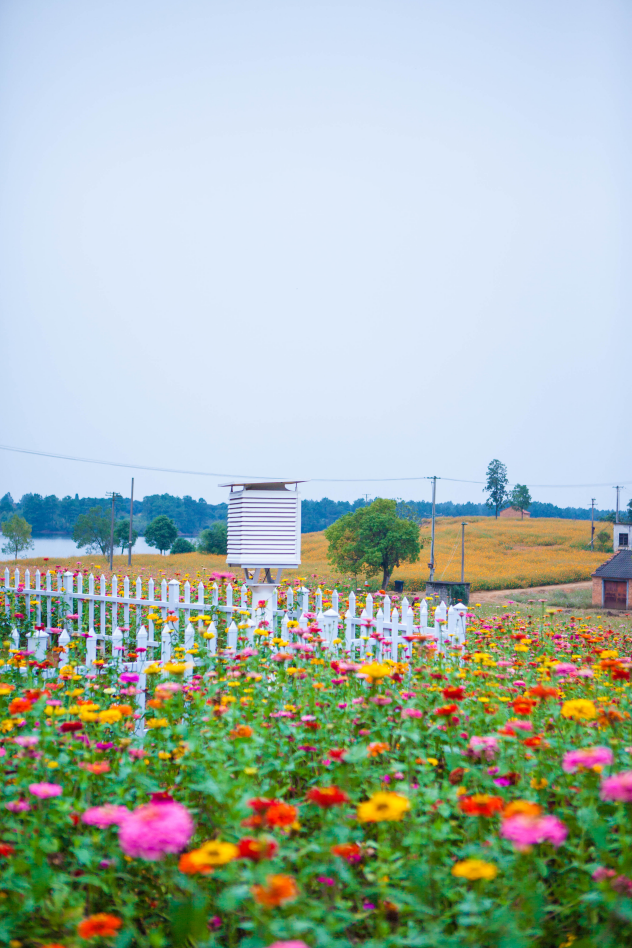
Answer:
[{"left": 0, "top": 0, "right": 630, "bottom": 512}]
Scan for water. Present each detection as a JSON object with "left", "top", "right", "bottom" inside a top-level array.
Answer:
[{"left": 1, "top": 536, "right": 197, "bottom": 561}]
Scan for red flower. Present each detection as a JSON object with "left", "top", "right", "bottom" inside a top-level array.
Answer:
[
  {"left": 306, "top": 786, "right": 349, "bottom": 808},
  {"left": 248, "top": 797, "right": 278, "bottom": 813},
  {"left": 264, "top": 802, "right": 298, "bottom": 827},
  {"left": 434, "top": 704, "right": 458, "bottom": 717},
  {"left": 511, "top": 698, "right": 536, "bottom": 716},
  {"left": 59, "top": 721, "right": 83, "bottom": 733},
  {"left": 328, "top": 748, "right": 347, "bottom": 761},
  {"left": 0, "top": 843, "right": 15, "bottom": 857},
  {"left": 237, "top": 836, "right": 278, "bottom": 861},
  {"left": 77, "top": 914, "right": 122, "bottom": 939},
  {"left": 9, "top": 697, "right": 32, "bottom": 715},
  {"left": 458, "top": 794, "right": 504, "bottom": 817},
  {"left": 442, "top": 686, "right": 466, "bottom": 701},
  {"left": 331, "top": 842, "right": 362, "bottom": 863}
]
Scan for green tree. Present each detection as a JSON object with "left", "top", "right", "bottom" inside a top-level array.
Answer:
[
  {"left": 198, "top": 522, "right": 228, "bottom": 555},
  {"left": 0, "top": 493, "right": 15, "bottom": 524},
  {"left": 325, "top": 498, "right": 421, "bottom": 589},
  {"left": 596, "top": 529, "right": 611, "bottom": 552},
  {"left": 484, "top": 459, "right": 509, "bottom": 519},
  {"left": 114, "top": 519, "right": 139, "bottom": 555},
  {"left": 72, "top": 507, "right": 111, "bottom": 556},
  {"left": 145, "top": 515, "right": 179, "bottom": 555},
  {"left": 509, "top": 484, "right": 532, "bottom": 519},
  {"left": 626, "top": 498, "right": 632, "bottom": 523},
  {"left": 600, "top": 513, "right": 616, "bottom": 523},
  {"left": 171, "top": 537, "right": 196, "bottom": 554},
  {"left": 1, "top": 514, "right": 34, "bottom": 560}
]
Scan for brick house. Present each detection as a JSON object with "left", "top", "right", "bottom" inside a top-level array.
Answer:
[
  {"left": 592, "top": 550, "right": 632, "bottom": 609},
  {"left": 499, "top": 507, "right": 531, "bottom": 520}
]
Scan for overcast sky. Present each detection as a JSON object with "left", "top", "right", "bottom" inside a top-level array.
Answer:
[{"left": 0, "top": 0, "right": 630, "bottom": 511}]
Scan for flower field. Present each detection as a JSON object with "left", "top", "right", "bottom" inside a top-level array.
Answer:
[
  {"left": 4, "top": 517, "right": 610, "bottom": 592},
  {"left": 2, "top": 595, "right": 632, "bottom": 946}
]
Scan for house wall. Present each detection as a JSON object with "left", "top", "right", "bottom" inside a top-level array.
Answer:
[
  {"left": 614, "top": 525, "right": 631, "bottom": 553},
  {"left": 592, "top": 576, "right": 603, "bottom": 606}
]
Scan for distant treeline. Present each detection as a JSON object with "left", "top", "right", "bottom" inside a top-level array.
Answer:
[{"left": 0, "top": 491, "right": 615, "bottom": 537}]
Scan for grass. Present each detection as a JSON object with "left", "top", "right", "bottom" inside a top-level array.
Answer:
[{"left": 1, "top": 517, "right": 612, "bottom": 593}]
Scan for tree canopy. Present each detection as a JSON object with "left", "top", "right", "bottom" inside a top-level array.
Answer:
[
  {"left": 484, "top": 459, "right": 509, "bottom": 519},
  {"left": 1, "top": 514, "right": 34, "bottom": 560},
  {"left": 145, "top": 515, "right": 179, "bottom": 554},
  {"left": 198, "top": 522, "right": 228, "bottom": 555},
  {"left": 114, "top": 519, "right": 139, "bottom": 554},
  {"left": 509, "top": 484, "right": 532, "bottom": 519},
  {"left": 72, "top": 507, "right": 111, "bottom": 556},
  {"left": 325, "top": 498, "right": 421, "bottom": 588}
]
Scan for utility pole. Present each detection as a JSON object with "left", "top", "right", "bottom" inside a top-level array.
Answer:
[
  {"left": 128, "top": 477, "right": 134, "bottom": 567},
  {"left": 461, "top": 522, "right": 468, "bottom": 582},
  {"left": 590, "top": 498, "right": 596, "bottom": 552},
  {"left": 614, "top": 486, "right": 623, "bottom": 524},
  {"left": 106, "top": 492, "right": 121, "bottom": 571},
  {"left": 427, "top": 476, "right": 438, "bottom": 581}
]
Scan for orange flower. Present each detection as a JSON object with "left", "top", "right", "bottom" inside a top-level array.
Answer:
[
  {"left": 265, "top": 802, "right": 298, "bottom": 827},
  {"left": 147, "top": 699, "right": 163, "bottom": 709},
  {"left": 528, "top": 685, "right": 560, "bottom": 701},
  {"left": 458, "top": 794, "right": 504, "bottom": 817},
  {"left": 77, "top": 913, "right": 122, "bottom": 939},
  {"left": 511, "top": 698, "right": 536, "bottom": 716},
  {"left": 9, "top": 697, "right": 32, "bottom": 715},
  {"left": 523, "top": 735, "right": 547, "bottom": 748},
  {"left": 80, "top": 761, "right": 111, "bottom": 774},
  {"left": 305, "top": 786, "right": 349, "bottom": 808},
  {"left": 504, "top": 800, "right": 542, "bottom": 819},
  {"left": 252, "top": 873, "right": 298, "bottom": 907},
  {"left": 237, "top": 836, "right": 278, "bottom": 861},
  {"left": 229, "top": 724, "right": 253, "bottom": 739},
  {"left": 109, "top": 704, "right": 133, "bottom": 717},
  {"left": 178, "top": 851, "right": 213, "bottom": 875},
  {"left": 434, "top": 704, "right": 458, "bottom": 717},
  {"left": 367, "top": 741, "right": 389, "bottom": 757},
  {"left": 331, "top": 842, "right": 363, "bottom": 863}
]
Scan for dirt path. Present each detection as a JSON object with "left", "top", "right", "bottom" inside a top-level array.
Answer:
[{"left": 472, "top": 580, "right": 591, "bottom": 605}]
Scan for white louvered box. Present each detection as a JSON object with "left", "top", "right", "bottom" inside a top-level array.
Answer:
[{"left": 223, "top": 481, "right": 302, "bottom": 568}]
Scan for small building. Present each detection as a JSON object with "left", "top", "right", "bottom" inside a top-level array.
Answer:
[
  {"left": 499, "top": 507, "right": 531, "bottom": 519},
  {"left": 614, "top": 522, "right": 630, "bottom": 553},
  {"left": 592, "top": 550, "right": 632, "bottom": 609},
  {"left": 424, "top": 580, "right": 471, "bottom": 606}
]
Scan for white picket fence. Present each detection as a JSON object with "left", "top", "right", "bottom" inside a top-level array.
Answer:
[{"left": 2, "top": 567, "right": 468, "bottom": 677}]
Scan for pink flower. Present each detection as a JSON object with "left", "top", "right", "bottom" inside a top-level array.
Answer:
[
  {"left": 128, "top": 747, "right": 145, "bottom": 759},
  {"left": 28, "top": 782, "right": 62, "bottom": 799},
  {"left": 467, "top": 736, "right": 499, "bottom": 760},
  {"left": 508, "top": 720, "right": 532, "bottom": 732},
  {"left": 14, "top": 735, "right": 39, "bottom": 747},
  {"left": 563, "top": 746, "right": 614, "bottom": 773},
  {"left": 600, "top": 771, "right": 632, "bottom": 802},
  {"left": 5, "top": 800, "right": 30, "bottom": 812},
  {"left": 553, "top": 663, "right": 578, "bottom": 677},
  {"left": 265, "top": 943, "right": 310, "bottom": 948},
  {"left": 119, "top": 673, "right": 139, "bottom": 684},
  {"left": 401, "top": 708, "right": 422, "bottom": 718},
  {"left": 82, "top": 805, "right": 129, "bottom": 828},
  {"left": 118, "top": 800, "right": 194, "bottom": 860},
  {"left": 501, "top": 814, "right": 568, "bottom": 851}
]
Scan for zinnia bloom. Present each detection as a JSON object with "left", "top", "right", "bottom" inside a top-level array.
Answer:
[
  {"left": 503, "top": 800, "right": 542, "bottom": 819},
  {"left": 265, "top": 802, "right": 298, "bottom": 827},
  {"left": 252, "top": 874, "right": 298, "bottom": 907},
  {"left": 561, "top": 699, "right": 597, "bottom": 721},
  {"left": 82, "top": 805, "right": 129, "bottom": 828},
  {"left": 442, "top": 686, "right": 466, "bottom": 701},
  {"left": 451, "top": 858, "right": 497, "bottom": 880},
  {"left": 179, "top": 839, "right": 238, "bottom": 873},
  {"left": 229, "top": 724, "right": 253, "bottom": 739},
  {"left": 118, "top": 800, "right": 194, "bottom": 860},
  {"left": 458, "top": 794, "right": 504, "bottom": 817},
  {"left": 264, "top": 942, "right": 309, "bottom": 948},
  {"left": 238, "top": 837, "right": 278, "bottom": 861},
  {"left": 367, "top": 742, "right": 389, "bottom": 757},
  {"left": 466, "top": 736, "right": 499, "bottom": 760},
  {"left": 600, "top": 771, "right": 632, "bottom": 802},
  {"left": 563, "top": 746, "right": 614, "bottom": 773},
  {"left": 357, "top": 791, "right": 410, "bottom": 823},
  {"left": 305, "top": 786, "right": 349, "bottom": 808},
  {"left": 77, "top": 913, "right": 122, "bottom": 939},
  {"left": 29, "top": 783, "right": 62, "bottom": 799},
  {"left": 500, "top": 814, "right": 568, "bottom": 851},
  {"left": 331, "top": 842, "right": 362, "bottom": 863}
]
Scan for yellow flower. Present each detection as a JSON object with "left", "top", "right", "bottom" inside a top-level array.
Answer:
[
  {"left": 358, "top": 662, "right": 392, "bottom": 683},
  {"left": 163, "top": 662, "right": 193, "bottom": 675},
  {"left": 146, "top": 717, "right": 169, "bottom": 728},
  {"left": 1, "top": 719, "right": 14, "bottom": 733},
  {"left": 191, "top": 840, "right": 238, "bottom": 867},
  {"left": 144, "top": 664, "right": 161, "bottom": 675},
  {"left": 452, "top": 858, "right": 498, "bottom": 880},
  {"left": 561, "top": 699, "right": 597, "bottom": 721},
  {"left": 357, "top": 791, "right": 410, "bottom": 823},
  {"left": 530, "top": 777, "right": 549, "bottom": 789},
  {"left": 98, "top": 709, "right": 122, "bottom": 724}
]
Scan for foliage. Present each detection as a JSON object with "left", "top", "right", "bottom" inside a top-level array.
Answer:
[
  {"left": 509, "top": 484, "right": 532, "bottom": 518},
  {"left": 325, "top": 498, "right": 421, "bottom": 587},
  {"left": 198, "top": 523, "right": 228, "bottom": 555},
  {"left": 171, "top": 538, "right": 196, "bottom": 554},
  {"left": 71, "top": 507, "right": 111, "bottom": 556},
  {"left": 145, "top": 515, "right": 179, "bottom": 554},
  {"left": 628, "top": 498, "right": 632, "bottom": 523},
  {"left": 484, "top": 459, "right": 509, "bottom": 518},
  {"left": 114, "top": 519, "right": 139, "bottom": 554},
  {"left": 596, "top": 530, "right": 612, "bottom": 552},
  {"left": 0, "top": 513, "right": 34, "bottom": 560},
  {"left": 1, "top": 595, "right": 632, "bottom": 945}
]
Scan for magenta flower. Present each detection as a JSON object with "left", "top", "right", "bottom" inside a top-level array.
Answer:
[
  {"left": 6, "top": 800, "right": 30, "bottom": 813},
  {"left": 28, "top": 783, "right": 62, "bottom": 799},
  {"left": 82, "top": 805, "right": 129, "bottom": 828},
  {"left": 563, "top": 746, "right": 613, "bottom": 773},
  {"left": 119, "top": 673, "right": 139, "bottom": 684},
  {"left": 553, "top": 663, "right": 578, "bottom": 677},
  {"left": 600, "top": 771, "right": 632, "bottom": 802},
  {"left": 501, "top": 814, "right": 568, "bottom": 851},
  {"left": 118, "top": 800, "right": 194, "bottom": 860},
  {"left": 265, "top": 943, "right": 310, "bottom": 948}
]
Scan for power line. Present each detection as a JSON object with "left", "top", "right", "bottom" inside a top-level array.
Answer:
[{"left": 0, "top": 442, "right": 629, "bottom": 490}]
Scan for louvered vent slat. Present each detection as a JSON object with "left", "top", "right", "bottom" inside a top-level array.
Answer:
[{"left": 225, "top": 486, "right": 302, "bottom": 567}]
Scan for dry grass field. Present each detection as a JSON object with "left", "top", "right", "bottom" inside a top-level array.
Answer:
[{"left": 1, "top": 517, "right": 610, "bottom": 592}]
